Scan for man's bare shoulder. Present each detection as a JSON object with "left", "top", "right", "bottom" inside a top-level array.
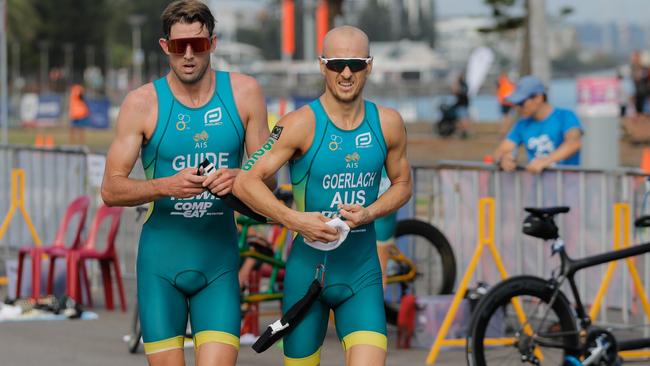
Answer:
[
  {"left": 229, "top": 72, "right": 263, "bottom": 96},
  {"left": 277, "top": 105, "right": 316, "bottom": 130},
  {"left": 121, "top": 83, "right": 157, "bottom": 117},
  {"left": 377, "top": 105, "right": 405, "bottom": 127}
]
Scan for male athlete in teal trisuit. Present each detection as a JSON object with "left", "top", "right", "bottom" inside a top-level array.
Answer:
[
  {"left": 101, "top": 1, "right": 271, "bottom": 365},
  {"left": 234, "top": 26, "right": 412, "bottom": 366}
]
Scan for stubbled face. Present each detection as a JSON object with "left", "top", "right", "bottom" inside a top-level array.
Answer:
[
  {"left": 159, "top": 21, "right": 215, "bottom": 85},
  {"left": 320, "top": 36, "right": 372, "bottom": 104},
  {"left": 516, "top": 94, "right": 544, "bottom": 118}
]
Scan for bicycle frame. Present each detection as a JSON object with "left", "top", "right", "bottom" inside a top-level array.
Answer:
[{"left": 550, "top": 238, "right": 650, "bottom": 350}]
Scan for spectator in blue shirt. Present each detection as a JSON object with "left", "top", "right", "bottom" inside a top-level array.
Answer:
[{"left": 494, "top": 75, "right": 583, "bottom": 174}]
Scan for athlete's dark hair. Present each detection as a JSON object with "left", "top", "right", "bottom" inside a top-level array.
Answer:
[{"left": 161, "top": 0, "right": 215, "bottom": 39}]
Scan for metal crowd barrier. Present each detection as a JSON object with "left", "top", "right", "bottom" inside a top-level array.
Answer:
[
  {"left": 0, "top": 144, "right": 146, "bottom": 281},
  {"left": 3, "top": 144, "right": 650, "bottom": 326},
  {"left": 0, "top": 145, "right": 88, "bottom": 258}
]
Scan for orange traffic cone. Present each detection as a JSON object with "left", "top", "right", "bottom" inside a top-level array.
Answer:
[
  {"left": 44, "top": 134, "right": 55, "bottom": 148},
  {"left": 34, "top": 134, "right": 44, "bottom": 147},
  {"left": 641, "top": 147, "right": 650, "bottom": 174}
]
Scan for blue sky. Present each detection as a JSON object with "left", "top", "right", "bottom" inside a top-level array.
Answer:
[{"left": 439, "top": 0, "right": 647, "bottom": 24}]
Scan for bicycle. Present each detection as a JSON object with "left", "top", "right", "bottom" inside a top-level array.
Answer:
[{"left": 466, "top": 205, "right": 650, "bottom": 366}]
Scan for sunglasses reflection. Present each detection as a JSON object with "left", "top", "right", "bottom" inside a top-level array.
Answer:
[
  {"left": 320, "top": 57, "right": 372, "bottom": 73},
  {"left": 167, "top": 37, "right": 212, "bottom": 54}
]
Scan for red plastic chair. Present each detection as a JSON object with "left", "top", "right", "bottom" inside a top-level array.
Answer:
[
  {"left": 15, "top": 195, "right": 91, "bottom": 300},
  {"left": 67, "top": 205, "right": 127, "bottom": 312}
]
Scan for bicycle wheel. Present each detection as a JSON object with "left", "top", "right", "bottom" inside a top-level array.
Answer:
[
  {"left": 127, "top": 302, "right": 142, "bottom": 354},
  {"left": 466, "top": 275, "right": 580, "bottom": 366},
  {"left": 384, "top": 219, "right": 456, "bottom": 324}
]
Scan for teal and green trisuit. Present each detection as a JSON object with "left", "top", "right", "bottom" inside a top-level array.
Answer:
[
  {"left": 284, "top": 99, "right": 388, "bottom": 365},
  {"left": 138, "top": 71, "right": 244, "bottom": 355}
]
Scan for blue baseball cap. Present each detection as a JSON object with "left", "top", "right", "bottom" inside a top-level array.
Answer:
[{"left": 505, "top": 75, "right": 546, "bottom": 105}]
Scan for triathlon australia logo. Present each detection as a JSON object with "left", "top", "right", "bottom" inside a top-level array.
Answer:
[
  {"left": 204, "top": 107, "right": 223, "bottom": 126},
  {"left": 345, "top": 152, "right": 360, "bottom": 169},
  {"left": 329, "top": 134, "right": 343, "bottom": 151},
  {"left": 355, "top": 132, "right": 372, "bottom": 148},
  {"left": 270, "top": 125, "right": 283, "bottom": 140},
  {"left": 527, "top": 134, "right": 555, "bottom": 158},
  {"left": 176, "top": 113, "right": 191, "bottom": 131},
  {"left": 193, "top": 130, "right": 209, "bottom": 149}
]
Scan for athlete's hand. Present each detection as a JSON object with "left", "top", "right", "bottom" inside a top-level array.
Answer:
[
  {"left": 498, "top": 154, "right": 517, "bottom": 172},
  {"left": 289, "top": 212, "right": 339, "bottom": 243},
  {"left": 163, "top": 168, "right": 206, "bottom": 198},
  {"left": 526, "top": 158, "right": 549, "bottom": 174},
  {"left": 338, "top": 204, "right": 371, "bottom": 229},
  {"left": 203, "top": 168, "right": 240, "bottom": 196}
]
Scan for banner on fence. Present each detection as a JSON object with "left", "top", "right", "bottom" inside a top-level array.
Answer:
[{"left": 20, "top": 93, "right": 63, "bottom": 127}]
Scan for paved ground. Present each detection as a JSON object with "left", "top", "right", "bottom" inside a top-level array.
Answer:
[{"left": 0, "top": 278, "right": 468, "bottom": 366}]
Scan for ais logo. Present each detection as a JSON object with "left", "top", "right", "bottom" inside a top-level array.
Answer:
[
  {"left": 193, "top": 130, "right": 209, "bottom": 149},
  {"left": 345, "top": 152, "right": 360, "bottom": 169}
]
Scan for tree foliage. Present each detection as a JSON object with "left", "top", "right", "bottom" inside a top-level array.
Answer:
[
  {"left": 478, "top": 0, "right": 525, "bottom": 33},
  {"left": 479, "top": 0, "right": 573, "bottom": 33},
  {"left": 7, "top": 0, "right": 40, "bottom": 43}
]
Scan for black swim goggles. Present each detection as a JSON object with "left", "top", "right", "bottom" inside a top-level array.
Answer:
[{"left": 319, "top": 57, "right": 373, "bottom": 73}]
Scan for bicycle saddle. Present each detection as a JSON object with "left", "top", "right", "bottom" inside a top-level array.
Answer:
[
  {"left": 524, "top": 206, "right": 570, "bottom": 217},
  {"left": 635, "top": 215, "right": 650, "bottom": 228}
]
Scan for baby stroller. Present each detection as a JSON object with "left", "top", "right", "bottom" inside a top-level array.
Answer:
[{"left": 435, "top": 102, "right": 458, "bottom": 138}]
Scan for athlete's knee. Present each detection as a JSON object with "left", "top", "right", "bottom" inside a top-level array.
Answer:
[
  {"left": 146, "top": 347, "right": 185, "bottom": 365},
  {"left": 196, "top": 341, "right": 238, "bottom": 366},
  {"left": 345, "top": 343, "right": 387, "bottom": 366}
]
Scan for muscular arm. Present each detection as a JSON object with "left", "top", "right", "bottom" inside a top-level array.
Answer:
[
  {"left": 232, "top": 73, "right": 276, "bottom": 190},
  {"left": 101, "top": 86, "right": 205, "bottom": 206},
  {"left": 339, "top": 107, "right": 412, "bottom": 227},
  {"left": 233, "top": 108, "right": 338, "bottom": 243}
]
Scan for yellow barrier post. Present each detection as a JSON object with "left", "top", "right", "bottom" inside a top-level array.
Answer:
[
  {"left": 426, "top": 197, "right": 525, "bottom": 364},
  {"left": 0, "top": 169, "right": 42, "bottom": 245},
  {"left": 0, "top": 169, "right": 43, "bottom": 287},
  {"left": 589, "top": 203, "right": 650, "bottom": 360}
]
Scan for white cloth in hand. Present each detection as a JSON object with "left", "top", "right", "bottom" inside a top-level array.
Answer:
[{"left": 303, "top": 217, "right": 350, "bottom": 251}]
